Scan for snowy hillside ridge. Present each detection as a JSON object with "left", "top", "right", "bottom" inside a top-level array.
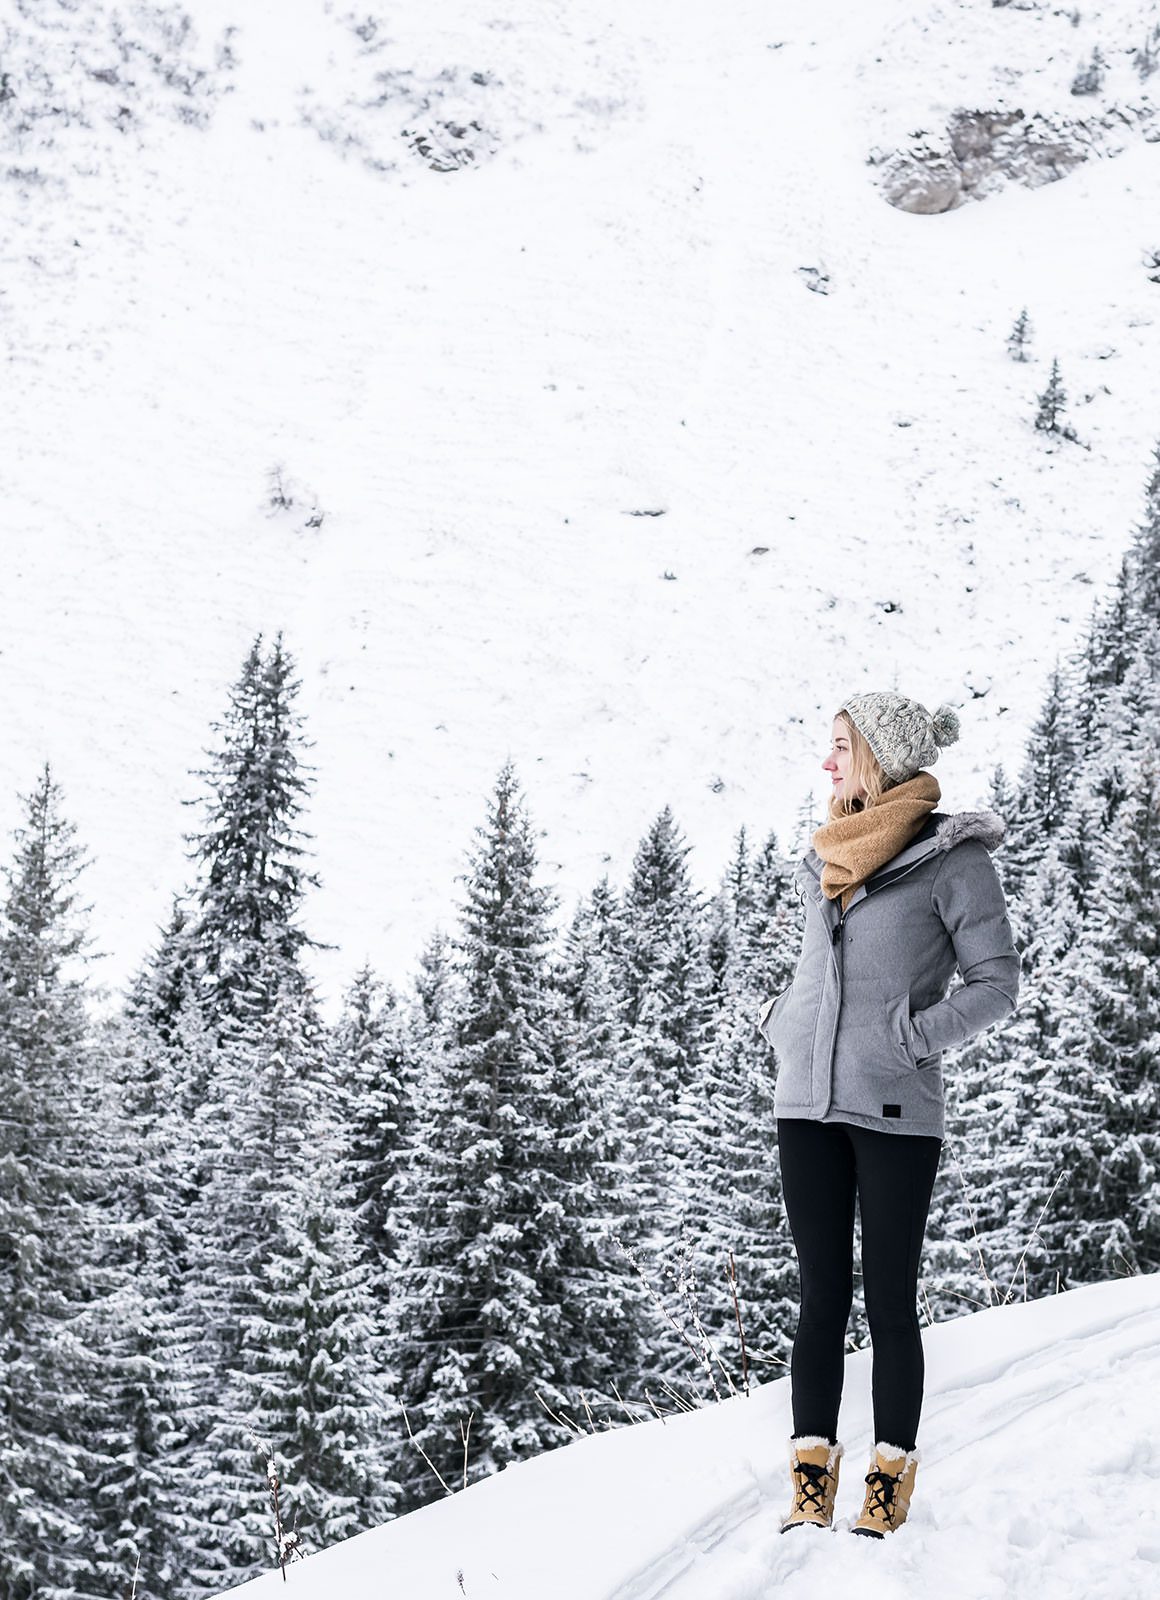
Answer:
[
  {"left": 218, "top": 1272, "right": 1160, "bottom": 1600},
  {"left": 862, "top": 0, "right": 1160, "bottom": 212}
]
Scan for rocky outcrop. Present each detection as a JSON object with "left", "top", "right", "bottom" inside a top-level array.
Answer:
[{"left": 869, "top": 102, "right": 1159, "bottom": 212}]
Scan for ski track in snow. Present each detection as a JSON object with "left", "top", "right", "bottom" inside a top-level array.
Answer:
[{"left": 609, "top": 1299, "right": 1160, "bottom": 1600}]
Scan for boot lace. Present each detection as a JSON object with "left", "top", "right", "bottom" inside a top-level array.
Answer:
[
  {"left": 791, "top": 1460, "right": 831, "bottom": 1515},
  {"left": 863, "top": 1467, "right": 900, "bottom": 1525}
]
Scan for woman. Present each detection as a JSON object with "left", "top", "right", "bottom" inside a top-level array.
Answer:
[{"left": 758, "top": 691, "right": 1020, "bottom": 1539}]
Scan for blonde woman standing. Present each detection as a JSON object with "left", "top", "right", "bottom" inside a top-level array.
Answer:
[{"left": 758, "top": 692, "right": 1020, "bottom": 1538}]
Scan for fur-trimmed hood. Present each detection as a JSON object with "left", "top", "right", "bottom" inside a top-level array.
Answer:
[{"left": 932, "top": 809, "right": 1007, "bottom": 854}]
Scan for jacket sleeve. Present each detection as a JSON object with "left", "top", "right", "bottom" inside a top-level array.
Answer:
[{"left": 909, "top": 841, "right": 1021, "bottom": 1060}]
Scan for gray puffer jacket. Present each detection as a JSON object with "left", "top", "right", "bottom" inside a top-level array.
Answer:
[{"left": 757, "top": 808, "right": 1021, "bottom": 1138}]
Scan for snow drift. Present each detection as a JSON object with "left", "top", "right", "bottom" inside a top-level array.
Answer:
[{"left": 220, "top": 1271, "right": 1160, "bottom": 1600}]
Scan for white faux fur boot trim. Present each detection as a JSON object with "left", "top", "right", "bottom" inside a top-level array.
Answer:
[
  {"left": 870, "top": 1439, "right": 920, "bottom": 1466},
  {"left": 789, "top": 1434, "right": 843, "bottom": 1460}
]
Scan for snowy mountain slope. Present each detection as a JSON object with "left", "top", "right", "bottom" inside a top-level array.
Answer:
[
  {"left": 218, "top": 1271, "right": 1160, "bottom": 1600},
  {"left": 2, "top": 0, "right": 1160, "bottom": 1008}
]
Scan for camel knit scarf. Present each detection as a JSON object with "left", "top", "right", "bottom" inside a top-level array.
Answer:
[{"left": 812, "top": 771, "right": 941, "bottom": 911}]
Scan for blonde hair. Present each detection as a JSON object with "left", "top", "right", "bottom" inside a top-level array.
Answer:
[{"left": 832, "top": 710, "right": 892, "bottom": 815}]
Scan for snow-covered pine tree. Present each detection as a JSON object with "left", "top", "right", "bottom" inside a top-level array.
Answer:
[
  {"left": 790, "top": 788, "right": 822, "bottom": 857},
  {"left": 172, "top": 637, "right": 384, "bottom": 1591},
  {"left": 743, "top": 827, "right": 806, "bottom": 1001},
  {"left": 390, "top": 760, "right": 576, "bottom": 1511},
  {"left": 546, "top": 882, "right": 652, "bottom": 1414},
  {"left": 1010, "top": 660, "right": 1079, "bottom": 844},
  {"left": 1079, "top": 556, "right": 1137, "bottom": 711},
  {"left": 182, "top": 632, "right": 321, "bottom": 1033},
  {"left": 982, "top": 763, "right": 1037, "bottom": 911},
  {"left": 1070, "top": 44, "right": 1105, "bottom": 95},
  {"left": 413, "top": 925, "right": 457, "bottom": 1034},
  {"left": 1027, "top": 751, "right": 1160, "bottom": 1286},
  {"left": 669, "top": 827, "right": 802, "bottom": 1395},
  {"left": 704, "top": 827, "right": 753, "bottom": 1003},
  {"left": 926, "top": 831, "right": 1083, "bottom": 1316},
  {"left": 330, "top": 965, "right": 419, "bottom": 1299},
  {"left": 1034, "top": 357, "right": 1067, "bottom": 433},
  {"left": 85, "top": 1008, "right": 201, "bottom": 1600},
  {"left": 1127, "top": 437, "right": 1160, "bottom": 628},
  {"left": 618, "top": 806, "right": 715, "bottom": 1308},
  {"left": 1006, "top": 307, "right": 1032, "bottom": 361},
  {"left": 0, "top": 765, "right": 107, "bottom": 1600},
  {"left": 180, "top": 962, "right": 320, "bottom": 1588},
  {"left": 230, "top": 1095, "right": 398, "bottom": 1565},
  {"left": 125, "top": 897, "right": 200, "bottom": 1050}
]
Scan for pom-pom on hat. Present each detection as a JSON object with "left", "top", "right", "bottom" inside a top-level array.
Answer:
[{"left": 839, "top": 691, "right": 961, "bottom": 784}]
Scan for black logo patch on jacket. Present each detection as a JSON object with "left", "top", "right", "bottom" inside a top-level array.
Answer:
[{"left": 882, "top": 1104, "right": 902, "bottom": 1118}]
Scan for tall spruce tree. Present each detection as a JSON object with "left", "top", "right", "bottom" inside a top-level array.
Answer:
[
  {"left": 331, "top": 966, "right": 419, "bottom": 1301},
  {"left": 619, "top": 807, "right": 714, "bottom": 1291},
  {"left": 669, "top": 828, "right": 801, "bottom": 1394},
  {"left": 548, "top": 885, "right": 652, "bottom": 1408},
  {"left": 1028, "top": 753, "right": 1160, "bottom": 1286},
  {"left": 0, "top": 766, "right": 106, "bottom": 1600},
  {"left": 172, "top": 637, "right": 383, "bottom": 1592},
  {"left": 230, "top": 1103, "right": 397, "bottom": 1564},
  {"left": 1128, "top": 437, "right": 1160, "bottom": 626},
  {"left": 183, "top": 633, "right": 320, "bottom": 1031},
  {"left": 86, "top": 1010, "right": 201, "bottom": 1600},
  {"left": 391, "top": 760, "right": 576, "bottom": 1510}
]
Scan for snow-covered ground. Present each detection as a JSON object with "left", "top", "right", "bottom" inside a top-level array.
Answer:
[
  {"left": 219, "top": 1270, "right": 1160, "bottom": 1600},
  {"left": 3, "top": 0, "right": 1159, "bottom": 1009}
]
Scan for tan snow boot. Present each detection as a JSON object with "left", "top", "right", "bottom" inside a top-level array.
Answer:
[
  {"left": 779, "top": 1435, "right": 843, "bottom": 1532},
  {"left": 850, "top": 1439, "right": 920, "bottom": 1537}
]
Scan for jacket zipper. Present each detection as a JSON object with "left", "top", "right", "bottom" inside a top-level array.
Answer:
[{"left": 821, "top": 909, "right": 845, "bottom": 1116}]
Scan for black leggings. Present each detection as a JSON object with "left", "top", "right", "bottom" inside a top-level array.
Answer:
[{"left": 776, "top": 1117, "right": 942, "bottom": 1452}]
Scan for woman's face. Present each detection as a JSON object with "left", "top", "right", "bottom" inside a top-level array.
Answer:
[{"left": 823, "top": 717, "right": 866, "bottom": 803}]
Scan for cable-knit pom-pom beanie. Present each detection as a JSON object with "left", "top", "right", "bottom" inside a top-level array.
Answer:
[{"left": 840, "top": 691, "right": 961, "bottom": 784}]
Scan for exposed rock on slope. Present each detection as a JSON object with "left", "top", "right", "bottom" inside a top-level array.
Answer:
[{"left": 869, "top": 100, "right": 1159, "bottom": 213}]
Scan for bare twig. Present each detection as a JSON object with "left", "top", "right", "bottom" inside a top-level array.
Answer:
[
  {"left": 613, "top": 1232, "right": 715, "bottom": 1389},
  {"left": 657, "top": 1378, "right": 699, "bottom": 1413},
  {"left": 1001, "top": 1169, "right": 1067, "bottom": 1304},
  {"left": 642, "top": 1388, "right": 670, "bottom": 1425},
  {"left": 671, "top": 1236, "right": 724, "bottom": 1400},
  {"left": 728, "top": 1250, "right": 750, "bottom": 1396},
  {"left": 401, "top": 1404, "right": 453, "bottom": 1496},
  {"left": 933, "top": 1283, "right": 993, "bottom": 1312},
  {"left": 460, "top": 1412, "right": 473, "bottom": 1492},
  {"left": 673, "top": 1233, "right": 739, "bottom": 1399},
  {"left": 249, "top": 1437, "right": 299, "bottom": 1581},
  {"left": 746, "top": 1346, "right": 790, "bottom": 1370},
  {"left": 946, "top": 1138, "right": 999, "bottom": 1307},
  {"left": 610, "top": 1379, "right": 645, "bottom": 1426},
  {"left": 534, "top": 1389, "right": 585, "bottom": 1437}
]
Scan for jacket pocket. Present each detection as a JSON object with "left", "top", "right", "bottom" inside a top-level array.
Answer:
[
  {"left": 884, "top": 991, "right": 918, "bottom": 1071},
  {"left": 758, "top": 984, "right": 793, "bottom": 1044}
]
